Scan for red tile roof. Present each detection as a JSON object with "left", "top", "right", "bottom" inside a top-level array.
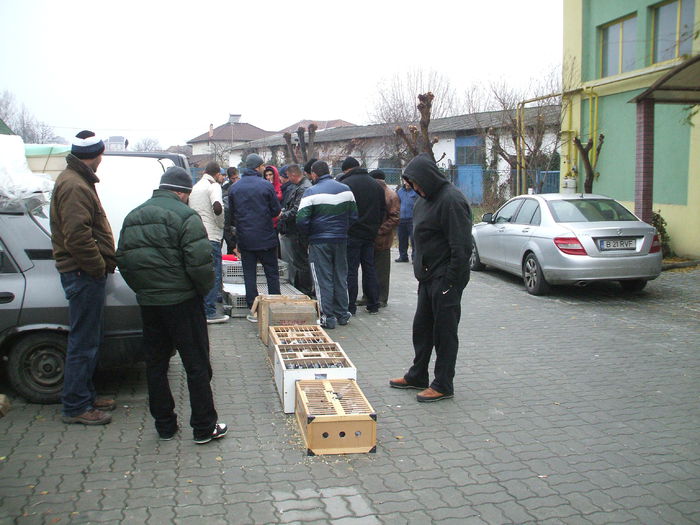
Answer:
[{"left": 188, "top": 122, "right": 273, "bottom": 144}]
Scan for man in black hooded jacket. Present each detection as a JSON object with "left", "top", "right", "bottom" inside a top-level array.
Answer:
[{"left": 389, "top": 153, "right": 472, "bottom": 402}]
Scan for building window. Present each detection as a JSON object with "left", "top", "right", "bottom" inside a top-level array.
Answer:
[
  {"left": 653, "top": 0, "right": 695, "bottom": 63},
  {"left": 456, "top": 145, "right": 485, "bottom": 165},
  {"left": 601, "top": 15, "right": 637, "bottom": 77}
]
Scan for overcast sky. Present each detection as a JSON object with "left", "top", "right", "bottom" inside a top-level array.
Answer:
[{"left": 0, "top": 0, "right": 563, "bottom": 147}]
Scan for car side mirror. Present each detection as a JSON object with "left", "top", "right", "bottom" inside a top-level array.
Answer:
[{"left": 482, "top": 213, "right": 493, "bottom": 223}]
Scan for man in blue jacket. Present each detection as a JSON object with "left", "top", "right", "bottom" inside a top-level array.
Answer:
[
  {"left": 297, "top": 161, "right": 357, "bottom": 329},
  {"left": 229, "top": 153, "right": 281, "bottom": 320},
  {"left": 395, "top": 180, "right": 418, "bottom": 262}
]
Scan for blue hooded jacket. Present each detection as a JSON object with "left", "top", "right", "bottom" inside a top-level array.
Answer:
[{"left": 228, "top": 168, "right": 281, "bottom": 250}]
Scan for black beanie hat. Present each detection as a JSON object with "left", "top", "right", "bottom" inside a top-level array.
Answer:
[
  {"left": 311, "top": 160, "right": 330, "bottom": 177},
  {"left": 71, "top": 130, "right": 105, "bottom": 160},
  {"left": 341, "top": 156, "right": 359, "bottom": 171},
  {"left": 159, "top": 167, "right": 193, "bottom": 193},
  {"left": 303, "top": 158, "right": 318, "bottom": 175},
  {"left": 369, "top": 169, "right": 385, "bottom": 180}
]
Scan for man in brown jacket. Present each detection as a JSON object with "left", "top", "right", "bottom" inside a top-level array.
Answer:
[
  {"left": 369, "top": 170, "right": 400, "bottom": 307},
  {"left": 50, "top": 130, "right": 116, "bottom": 425}
]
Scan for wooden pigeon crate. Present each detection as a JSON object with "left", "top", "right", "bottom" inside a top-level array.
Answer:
[
  {"left": 268, "top": 325, "right": 332, "bottom": 350},
  {"left": 295, "top": 379, "right": 376, "bottom": 456},
  {"left": 272, "top": 342, "right": 356, "bottom": 414},
  {"left": 267, "top": 342, "right": 347, "bottom": 366}
]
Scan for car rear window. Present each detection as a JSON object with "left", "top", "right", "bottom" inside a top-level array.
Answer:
[{"left": 548, "top": 199, "right": 637, "bottom": 222}]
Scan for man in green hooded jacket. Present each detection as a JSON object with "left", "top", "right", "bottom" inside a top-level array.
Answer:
[{"left": 116, "top": 167, "right": 227, "bottom": 444}]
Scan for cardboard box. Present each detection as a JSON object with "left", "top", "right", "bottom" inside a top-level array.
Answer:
[
  {"left": 250, "top": 295, "right": 317, "bottom": 344},
  {"left": 295, "top": 379, "right": 376, "bottom": 455}
]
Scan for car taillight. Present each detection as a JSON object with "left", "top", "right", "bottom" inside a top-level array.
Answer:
[
  {"left": 650, "top": 234, "right": 661, "bottom": 253},
  {"left": 554, "top": 236, "right": 588, "bottom": 255}
]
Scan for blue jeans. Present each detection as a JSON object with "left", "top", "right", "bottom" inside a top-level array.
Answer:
[
  {"left": 240, "top": 247, "right": 280, "bottom": 309},
  {"left": 204, "top": 240, "right": 222, "bottom": 318},
  {"left": 309, "top": 242, "right": 350, "bottom": 328},
  {"left": 346, "top": 237, "right": 380, "bottom": 314},
  {"left": 60, "top": 270, "right": 107, "bottom": 417}
]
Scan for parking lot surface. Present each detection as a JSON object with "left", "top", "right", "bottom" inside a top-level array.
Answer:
[{"left": 1, "top": 255, "right": 699, "bottom": 524}]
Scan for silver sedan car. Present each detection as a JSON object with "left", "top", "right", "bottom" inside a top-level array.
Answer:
[{"left": 470, "top": 193, "right": 663, "bottom": 295}]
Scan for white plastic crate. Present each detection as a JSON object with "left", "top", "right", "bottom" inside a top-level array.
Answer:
[
  {"left": 272, "top": 343, "right": 357, "bottom": 413},
  {"left": 223, "top": 260, "right": 288, "bottom": 283}
]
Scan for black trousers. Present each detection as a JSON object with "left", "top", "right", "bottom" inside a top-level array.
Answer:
[
  {"left": 347, "top": 237, "right": 380, "bottom": 313},
  {"left": 286, "top": 233, "right": 313, "bottom": 297},
  {"left": 404, "top": 276, "right": 465, "bottom": 395},
  {"left": 140, "top": 296, "right": 217, "bottom": 440},
  {"left": 240, "top": 247, "right": 280, "bottom": 308}
]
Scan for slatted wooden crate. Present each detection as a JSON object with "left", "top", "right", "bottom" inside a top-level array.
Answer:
[
  {"left": 295, "top": 379, "right": 376, "bottom": 455},
  {"left": 268, "top": 342, "right": 346, "bottom": 366},
  {"left": 271, "top": 341, "right": 356, "bottom": 414},
  {"left": 268, "top": 325, "right": 332, "bottom": 347}
]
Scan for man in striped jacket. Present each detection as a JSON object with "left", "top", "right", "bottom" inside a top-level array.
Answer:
[{"left": 296, "top": 161, "right": 358, "bottom": 329}]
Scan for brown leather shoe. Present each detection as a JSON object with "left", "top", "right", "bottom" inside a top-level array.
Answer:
[
  {"left": 416, "top": 387, "right": 454, "bottom": 403},
  {"left": 389, "top": 377, "right": 428, "bottom": 390},
  {"left": 94, "top": 398, "right": 116, "bottom": 411},
  {"left": 62, "top": 409, "right": 112, "bottom": 425}
]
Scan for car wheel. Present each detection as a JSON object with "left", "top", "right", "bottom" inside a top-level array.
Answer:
[
  {"left": 7, "top": 333, "right": 66, "bottom": 404},
  {"left": 470, "top": 238, "right": 485, "bottom": 271},
  {"left": 522, "top": 253, "right": 551, "bottom": 295},
  {"left": 619, "top": 279, "right": 647, "bottom": 292}
]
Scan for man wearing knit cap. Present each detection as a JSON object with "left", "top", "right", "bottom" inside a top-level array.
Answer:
[
  {"left": 337, "top": 156, "right": 386, "bottom": 315},
  {"left": 50, "top": 130, "right": 115, "bottom": 425},
  {"left": 229, "top": 153, "right": 282, "bottom": 321},
  {"left": 117, "top": 167, "right": 227, "bottom": 444}
]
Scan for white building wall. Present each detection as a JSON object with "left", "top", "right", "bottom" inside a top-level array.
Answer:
[{"left": 433, "top": 134, "right": 455, "bottom": 170}]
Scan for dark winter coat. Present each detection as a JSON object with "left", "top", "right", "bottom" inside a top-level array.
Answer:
[
  {"left": 336, "top": 167, "right": 386, "bottom": 241},
  {"left": 228, "top": 168, "right": 282, "bottom": 251},
  {"left": 403, "top": 153, "right": 472, "bottom": 288},
  {"left": 50, "top": 154, "right": 116, "bottom": 278},
  {"left": 116, "top": 189, "right": 214, "bottom": 306},
  {"left": 278, "top": 176, "right": 312, "bottom": 236}
]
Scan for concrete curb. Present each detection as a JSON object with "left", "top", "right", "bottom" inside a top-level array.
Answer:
[{"left": 663, "top": 259, "right": 700, "bottom": 271}]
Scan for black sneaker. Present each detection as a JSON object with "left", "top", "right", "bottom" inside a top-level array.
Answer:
[
  {"left": 159, "top": 426, "right": 179, "bottom": 441},
  {"left": 194, "top": 423, "right": 228, "bottom": 444}
]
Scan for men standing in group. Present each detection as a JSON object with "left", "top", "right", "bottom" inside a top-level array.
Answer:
[
  {"left": 222, "top": 167, "right": 239, "bottom": 255},
  {"left": 229, "top": 153, "right": 281, "bottom": 322},
  {"left": 369, "top": 169, "right": 399, "bottom": 307},
  {"left": 50, "top": 130, "right": 115, "bottom": 426},
  {"left": 395, "top": 179, "right": 419, "bottom": 262},
  {"left": 117, "top": 167, "right": 227, "bottom": 443},
  {"left": 337, "top": 157, "right": 385, "bottom": 315},
  {"left": 390, "top": 153, "right": 472, "bottom": 403},
  {"left": 190, "top": 161, "right": 228, "bottom": 324},
  {"left": 297, "top": 161, "right": 357, "bottom": 329},
  {"left": 278, "top": 164, "right": 313, "bottom": 296}
]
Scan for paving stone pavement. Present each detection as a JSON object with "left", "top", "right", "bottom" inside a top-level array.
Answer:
[{"left": 1, "top": 255, "right": 698, "bottom": 524}]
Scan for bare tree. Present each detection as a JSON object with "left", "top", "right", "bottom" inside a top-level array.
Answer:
[
  {"left": 0, "top": 90, "right": 63, "bottom": 144},
  {"left": 395, "top": 92, "right": 440, "bottom": 163},
  {"left": 134, "top": 137, "right": 162, "bottom": 152},
  {"left": 370, "top": 69, "right": 466, "bottom": 125}
]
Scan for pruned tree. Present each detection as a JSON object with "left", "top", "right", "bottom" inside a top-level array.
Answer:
[
  {"left": 573, "top": 134, "right": 605, "bottom": 193},
  {"left": 395, "top": 92, "right": 439, "bottom": 162},
  {"left": 283, "top": 132, "right": 298, "bottom": 163},
  {"left": 296, "top": 127, "right": 308, "bottom": 163},
  {"left": 0, "top": 90, "right": 62, "bottom": 144},
  {"left": 307, "top": 123, "right": 318, "bottom": 160},
  {"left": 134, "top": 137, "right": 162, "bottom": 152}
]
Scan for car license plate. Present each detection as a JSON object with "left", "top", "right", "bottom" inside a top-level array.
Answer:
[{"left": 599, "top": 238, "right": 636, "bottom": 251}]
